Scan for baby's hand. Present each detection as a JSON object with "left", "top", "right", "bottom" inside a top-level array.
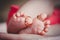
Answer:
[
  {"left": 19, "top": 13, "right": 50, "bottom": 35},
  {"left": 7, "top": 12, "right": 33, "bottom": 34}
]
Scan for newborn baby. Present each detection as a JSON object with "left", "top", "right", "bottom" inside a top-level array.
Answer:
[{"left": 7, "top": 12, "right": 50, "bottom": 35}]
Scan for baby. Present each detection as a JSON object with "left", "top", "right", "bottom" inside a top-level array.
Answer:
[{"left": 7, "top": 12, "right": 50, "bottom": 35}]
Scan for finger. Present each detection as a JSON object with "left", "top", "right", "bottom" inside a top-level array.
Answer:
[{"left": 37, "top": 13, "right": 47, "bottom": 21}]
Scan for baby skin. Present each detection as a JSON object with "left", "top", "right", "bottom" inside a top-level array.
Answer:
[
  {"left": 7, "top": 12, "right": 33, "bottom": 34},
  {"left": 7, "top": 12, "right": 50, "bottom": 35}
]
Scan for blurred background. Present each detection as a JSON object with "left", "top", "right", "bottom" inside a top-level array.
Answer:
[
  {"left": 0, "top": 0, "right": 60, "bottom": 23},
  {"left": 0, "top": 0, "right": 28, "bottom": 23}
]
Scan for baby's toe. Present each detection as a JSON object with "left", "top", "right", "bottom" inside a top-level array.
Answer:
[
  {"left": 13, "top": 13, "right": 21, "bottom": 22},
  {"left": 37, "top": 13, "right": 47, "bottom": 21},
  {"left": 44, "top": 28, "right": 48, "bottom": 33},
  {"left": 37, "top": 27, "right": 42, "bottom": 34},
  {"left": 44, "top": 20, "right": 50, "bottom": 25},
  {"left": 25, "top": 16, "right": 33, "bottom": 26},
  {"left": 13, "top": 13, "right": 17, "bottom": 20},
  {"left": 20, "top": 12, "right": 27, "bottom": 17},
  {"left": 39, "top": 31, "right": 46, "bottom": 35}
]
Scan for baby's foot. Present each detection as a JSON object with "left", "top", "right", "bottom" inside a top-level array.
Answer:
[
  {"left": 7, "top": 12, "right": 33, "bottom": 33},
  {"left": 37, "top": 13, "right": 50, "bottom": 35},
  {"left": 19, "top": 13, "right": 50, "bottom": 35}
]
